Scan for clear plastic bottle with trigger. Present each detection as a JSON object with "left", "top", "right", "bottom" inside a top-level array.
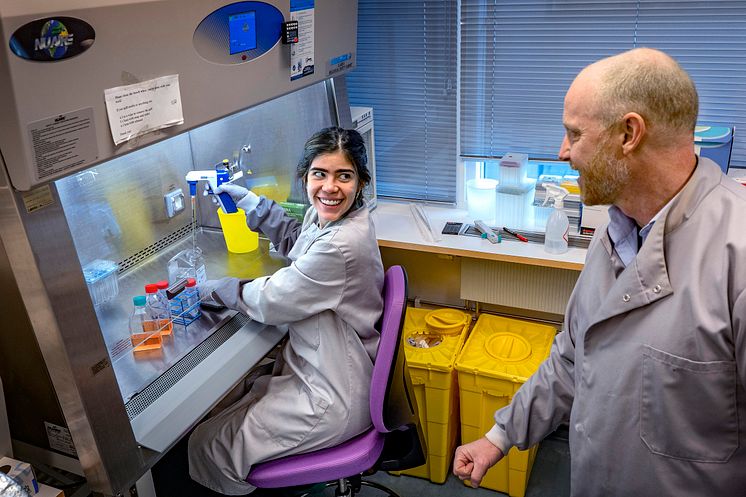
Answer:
[
  {"left": 542, "top": 183, "right": 570, "bottom": 254},
  {"left": 129, "top": 295, "right": 162, "bottom": 352},
  {"left": 145, "top": 283, "right": 173, "bottom": 336}
]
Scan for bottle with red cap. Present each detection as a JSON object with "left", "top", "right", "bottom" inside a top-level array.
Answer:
[
  {"left": 183, "top": 277, "right": 201, "bottom": 320},
  {"left": 155, "top": 280, "right": 174, "bottom": 332},
  {"left": 145, "top": 283, "right": 173, "bottom": 335}
]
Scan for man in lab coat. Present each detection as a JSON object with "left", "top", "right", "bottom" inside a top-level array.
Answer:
[{"left": 453, "top": 48, "right": 746, "bottom": 496}]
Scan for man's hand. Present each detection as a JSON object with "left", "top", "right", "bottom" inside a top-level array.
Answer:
[{"left": 453, "top": 436, "right": 504, "bottom": 488}]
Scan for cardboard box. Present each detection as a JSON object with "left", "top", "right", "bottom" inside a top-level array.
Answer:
[
  {"left": 37, "top": 483, "right": 64, "bottom": 497},
  {"left": 0, "top": 456, "right": 39, "bottom": 494},
  {"left": 579, "top": 204, "right": 609, "bottom": 236}
]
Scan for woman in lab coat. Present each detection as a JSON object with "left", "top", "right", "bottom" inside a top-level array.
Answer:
[{"left": 188, "top": 127, "right": 384, "bottom": 495}]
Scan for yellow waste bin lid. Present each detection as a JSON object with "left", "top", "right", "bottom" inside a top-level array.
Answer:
[
  {"left": 404, "top": 307, "right": 471, "bottom": 372},
  {"left": 425, "top": 308, "right": 470, "bottom": 335},
  {"left": 455, "top": 314, "right": 556, "bottom": 383}
]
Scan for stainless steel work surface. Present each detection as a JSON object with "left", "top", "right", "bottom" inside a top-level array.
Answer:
[{"left": 95, "top": 228, "right": 288, "bottom": 404}]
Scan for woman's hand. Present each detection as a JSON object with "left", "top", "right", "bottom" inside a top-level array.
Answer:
[{"left": 215, "top": 184, "right": 261, "bottom": 213}]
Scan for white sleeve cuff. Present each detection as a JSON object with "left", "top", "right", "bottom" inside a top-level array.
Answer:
[{"left": 485, "top": 424, "right": 511, "bottom": 454}]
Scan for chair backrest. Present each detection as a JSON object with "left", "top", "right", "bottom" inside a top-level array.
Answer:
[{"left": 369, "top": 265, "right": 410, "bottom": 433}]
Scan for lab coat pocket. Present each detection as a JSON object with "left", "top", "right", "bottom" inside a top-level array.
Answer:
[
  {"left": 252, "top": 379, "right": 330, "bottom": 449},
  {"left": 640, "top": 345, "right": 737, "bottom": 463}
]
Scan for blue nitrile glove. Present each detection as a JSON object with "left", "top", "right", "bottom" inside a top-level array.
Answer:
[{"left": 215, "top": 184, "right": 261, "bottom": 213}]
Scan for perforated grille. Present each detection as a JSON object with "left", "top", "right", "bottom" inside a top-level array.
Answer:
[
  {"left": 124, "top": 313, "right": 249, "bottom": 419},
  {"left": 117, "top": 223, "right": 195, "bottom": 273}
]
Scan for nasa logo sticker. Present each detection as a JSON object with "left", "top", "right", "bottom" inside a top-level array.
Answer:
[{"left": 9, "top": 16, "right": 95, "bottom": 61}]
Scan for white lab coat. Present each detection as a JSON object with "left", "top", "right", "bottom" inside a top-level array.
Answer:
[
  {"left": 189, "top": 200, "right": 383, "bottom": 495},
  {"left": 491, "top": 158, "right": 746, "bottom": 496}
]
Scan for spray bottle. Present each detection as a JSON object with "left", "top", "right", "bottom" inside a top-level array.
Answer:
[{"left": 542, "top": 183, "right": 570, "bottom": 254}]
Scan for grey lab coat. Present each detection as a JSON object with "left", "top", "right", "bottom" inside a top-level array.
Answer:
[
  {"left": 492, "top": 158, "right": 746, "bottom": 496},
  {"left": 189, "top": 200, "right": 383, "bottom": 495}
]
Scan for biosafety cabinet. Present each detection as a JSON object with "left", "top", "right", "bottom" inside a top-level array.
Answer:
[{"left": 0, "top": 1, "right": 358, "bottom": 495}]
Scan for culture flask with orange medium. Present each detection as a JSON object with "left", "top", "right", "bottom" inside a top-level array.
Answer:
[{"left": 129, "top": 295, "right": 162, "bottom": 352}]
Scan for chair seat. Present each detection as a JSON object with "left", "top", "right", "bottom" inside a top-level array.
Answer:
[{"left": 246, "top": 428, "right": 385, "bottom": 488}]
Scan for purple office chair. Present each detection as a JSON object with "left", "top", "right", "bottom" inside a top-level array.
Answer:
[{"left": 246, "top": 265, "right": 425, "bottom": 497}]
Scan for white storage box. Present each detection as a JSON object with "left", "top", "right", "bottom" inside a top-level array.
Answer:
[{"left": 82, "top": 259, "right": 119, "bottom": 306}]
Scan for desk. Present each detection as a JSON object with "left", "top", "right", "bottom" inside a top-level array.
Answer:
[{"left": 372, "top": 201, "right": 586, "bottom": 318}]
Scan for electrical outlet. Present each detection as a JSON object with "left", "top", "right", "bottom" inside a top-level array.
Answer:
[{"left": 164, "top": 188, "right": 185, "bottom": 218}]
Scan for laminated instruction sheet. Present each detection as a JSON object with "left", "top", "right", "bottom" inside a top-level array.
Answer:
[{"left": 290, "top": 0, "right": 314, "bottom": 81}]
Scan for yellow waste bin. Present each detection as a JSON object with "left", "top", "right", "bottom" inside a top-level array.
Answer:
[
  {"left": 391, "top": 307, "right": 471, "bottom": 483},
  {"left": 455, "top": 314, "right": 556, "bottom": 497}
]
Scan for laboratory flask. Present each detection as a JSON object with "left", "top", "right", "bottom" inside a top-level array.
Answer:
[{"left": 168, "top": 247, "right": 207, "bottom": 286}]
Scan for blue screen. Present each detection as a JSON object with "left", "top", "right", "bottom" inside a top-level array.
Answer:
[{"left": 228, "top": 11, "right": 257, "bottom": 54}]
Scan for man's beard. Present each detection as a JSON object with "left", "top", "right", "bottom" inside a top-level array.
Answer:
[{"left": 577, "top": 137, "right": 630, "bottom": 206}]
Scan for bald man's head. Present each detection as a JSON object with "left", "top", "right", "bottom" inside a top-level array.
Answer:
[{"left": 576, "top": 48, "right": 698, "bottom": 140}]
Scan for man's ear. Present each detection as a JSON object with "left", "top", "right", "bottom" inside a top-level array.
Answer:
[{"left": 620, "top": 112, "right": 646, "bottom": 155}]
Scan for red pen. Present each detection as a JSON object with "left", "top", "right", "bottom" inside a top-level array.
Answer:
[{"left": 502, "top": 227, "right": 528, "bottom": 242}]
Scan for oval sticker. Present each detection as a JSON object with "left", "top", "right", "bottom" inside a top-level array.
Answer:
[{"left": 9, "top": 16, "right": 95, "bottom": 62}]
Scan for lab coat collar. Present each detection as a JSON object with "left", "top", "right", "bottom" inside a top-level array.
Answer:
[{"left": 586, "top": 156, "right": 720, "bottom": 328}]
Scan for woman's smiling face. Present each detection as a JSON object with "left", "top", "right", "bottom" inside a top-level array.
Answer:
[{"left": 306, "top": 150, "right": 360, "bottom": 227}]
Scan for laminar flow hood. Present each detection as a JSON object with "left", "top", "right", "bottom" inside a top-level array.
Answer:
[{"left": 0, "top": 0, "right": 357, "bottom": 191}]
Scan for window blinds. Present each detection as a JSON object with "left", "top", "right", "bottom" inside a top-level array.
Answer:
[
  {"left": 461, "top": 0, "right": 746, "bottom": 167},
  {"left": 347, "top": 0, "right": 458, "bottom": 202},
  {"left": 349, "top": 1, "right": 746, "bottom": 202}
]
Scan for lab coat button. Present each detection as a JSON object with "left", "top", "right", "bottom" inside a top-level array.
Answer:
[
  {"left": 622, "top": 294, "right": 631, "bottom": 302},
  {"left": 652, "top": 284, "right": 661, "bottom": 293}
]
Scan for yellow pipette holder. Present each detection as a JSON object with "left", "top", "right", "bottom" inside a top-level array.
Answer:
[{"left": 217, "top": 207, "right": 258, "bottom": 253}]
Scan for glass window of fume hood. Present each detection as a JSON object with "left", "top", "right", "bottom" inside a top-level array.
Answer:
[{"left": 55, "top": 81, "right": 332, "bottom": 403}]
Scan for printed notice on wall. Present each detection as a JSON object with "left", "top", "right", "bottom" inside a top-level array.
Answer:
[
  {"left": 104, "top": 74, "right": 184, "bottom": 146},
  {"left": 27, "top": 107, "right": 98, "bottom": 181},
  {"left": 290, "top": 0, "right": 314, "bottom": 81}
]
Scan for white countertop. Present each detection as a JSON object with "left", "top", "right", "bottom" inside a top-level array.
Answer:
[{"left": 372, "top": 200, "right": 587, "bottom": 271}]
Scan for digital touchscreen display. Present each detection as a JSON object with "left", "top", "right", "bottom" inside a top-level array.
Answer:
[{"left": 228, "top": 11, "right": 257, "bottom": 54}]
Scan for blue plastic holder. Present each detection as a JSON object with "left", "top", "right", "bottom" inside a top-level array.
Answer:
[{"left": 170, "top": 293, "right": 201, "bottom": 326}]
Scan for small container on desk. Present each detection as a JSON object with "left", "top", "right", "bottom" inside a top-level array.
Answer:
[
  {"left": 495, "top": 179, "right": 536, "bottom": 229},
  {"left": 499, "top": 153, "right": 529, "bottom": 188}
]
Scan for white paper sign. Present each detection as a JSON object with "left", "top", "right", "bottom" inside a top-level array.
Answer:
[
  {"left": 104, "top": 74, "right": 184, "bottom": 146},
  {"left": 290, "top": 0, "right": 315, "bottom": 81}
]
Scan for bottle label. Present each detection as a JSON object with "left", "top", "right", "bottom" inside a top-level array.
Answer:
[{"left": 196, "top": 265, "right": 207, "bottom": 285}]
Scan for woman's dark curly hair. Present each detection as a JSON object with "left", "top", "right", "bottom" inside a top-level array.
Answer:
[{"left": 296, "top": 127, "right": 371, "bottom": 209}]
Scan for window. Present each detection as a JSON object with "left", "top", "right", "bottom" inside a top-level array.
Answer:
[
  {"left": 347, "top": 0, "right": 458, "bottom": 202},
  {"left": 462, "top": 1, "right": 746, "bottom": 168},
  {"left": 349, "top": 1, "right": 746, "bottom": 202},
  {"left": 461, "top": 1, "right": 636, "bottom": 160}
]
